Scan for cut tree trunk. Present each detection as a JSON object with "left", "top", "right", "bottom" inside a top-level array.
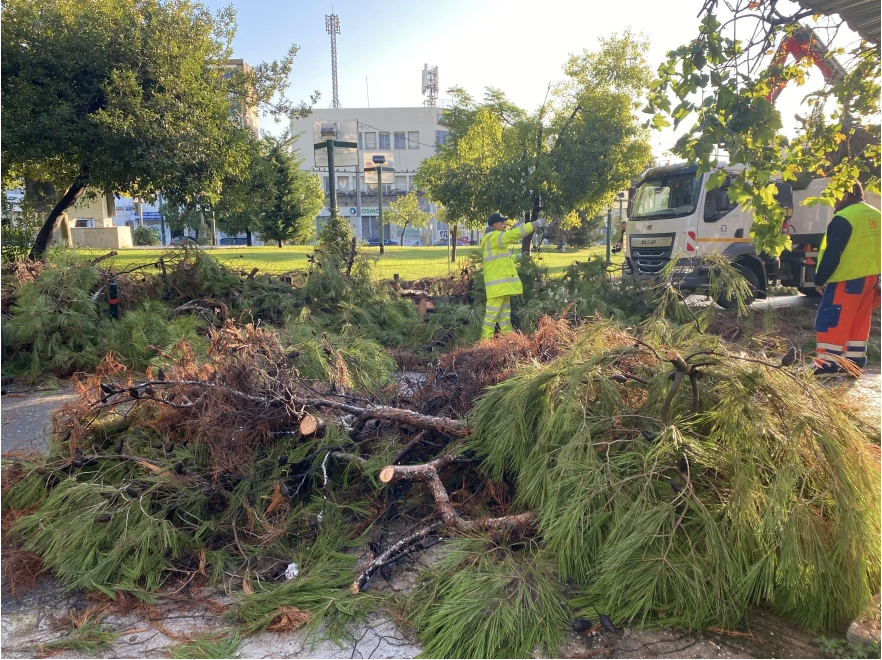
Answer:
[
  {"left": 29, "top": 166, "right": 90, "bottom": 259},
  {"left": 299, "top": 414, "right": 326, "bottom": 437}
]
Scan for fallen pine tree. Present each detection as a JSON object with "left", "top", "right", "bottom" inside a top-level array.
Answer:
[{"left": 2, "top": 253, "right": 880, "bottom": 656}]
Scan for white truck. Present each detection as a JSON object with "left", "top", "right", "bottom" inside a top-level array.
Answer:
[{"left": 623, "top": 162, "right": 880, "bottom": 303}]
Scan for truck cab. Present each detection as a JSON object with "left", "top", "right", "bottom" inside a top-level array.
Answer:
[{"left": 624, "top": 162, "right": 879, "bottom": 299}]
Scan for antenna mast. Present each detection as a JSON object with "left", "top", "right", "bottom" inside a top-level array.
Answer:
[
  {"left": 325, "top": 14, "right": 341, "bottom": 109},
  {"left": 422, "top": 64, "right": 438, "bottom": 107}
]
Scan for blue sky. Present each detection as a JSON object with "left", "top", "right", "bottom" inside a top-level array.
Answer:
[{"left": 205, "top": 0, "right": 854, "bottom": 157}]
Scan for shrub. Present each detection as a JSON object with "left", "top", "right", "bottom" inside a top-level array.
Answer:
[{"left": 132, "top": 226, "right": 160, "bottom": 246}]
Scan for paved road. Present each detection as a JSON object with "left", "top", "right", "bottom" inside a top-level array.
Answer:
[{"left": 0, "top": 385, "right": 77, "bottom": 454}]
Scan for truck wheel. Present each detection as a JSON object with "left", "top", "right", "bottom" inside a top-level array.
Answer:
[
  {"left": 797, "top": 286, "right": 822, "bottom": 297},
  {"left": 716, "top": 264, "right": 760, "bottom": 309}
]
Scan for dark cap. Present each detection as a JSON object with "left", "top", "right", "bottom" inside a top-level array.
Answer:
[
  {"left": 487, "top": 213, "right": 507, "bottom": 227},
  {"left": 847, "top": 181, "right": 865, "bottom": 200}
]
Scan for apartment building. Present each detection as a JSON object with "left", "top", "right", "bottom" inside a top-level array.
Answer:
[{"left": 290, "top": 106, "right": 451, "bottom": 244}]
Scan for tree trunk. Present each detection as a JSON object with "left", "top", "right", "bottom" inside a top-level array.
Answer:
[
  {"left": 246, "top": 229, "right": 253, "bottom": 247},
  {"left": 400, "top": 222, "right": 408, "bottom": 246},
  {"left": 450, "top": 226, "right": 458, "bottom": 262},
  {"left": 277, "top": 239, "right": 282, "bottom": 248},
  {"left": 28, "top": 167, "right": 90, "bottom": 259},
  {"left": 520, "top": 195, "right": 541, "bottom": 257}
]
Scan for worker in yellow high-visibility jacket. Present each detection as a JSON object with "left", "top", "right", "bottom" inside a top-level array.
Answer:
[{"left": 480, "top": 213, "right": 546, "bottom": 340}]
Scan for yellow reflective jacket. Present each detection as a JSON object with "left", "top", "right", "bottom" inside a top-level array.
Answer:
[
  {"left": 481, "top": 222, "right": 536, "bottom": 298},
  {"left": 817, "top": 201, "right": 881, "bottom": 282}
]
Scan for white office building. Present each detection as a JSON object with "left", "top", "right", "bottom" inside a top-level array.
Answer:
[{"left": 290, "top": 106, "right": 454, "bottom": 245}]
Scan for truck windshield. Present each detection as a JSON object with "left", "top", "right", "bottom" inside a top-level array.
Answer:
[{"left": 631, "top": 173, "right": 701, "bottom": 220}]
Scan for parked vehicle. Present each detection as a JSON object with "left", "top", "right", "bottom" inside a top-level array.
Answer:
[
  {"left": 623, "top": 163, "right": 881, "bottom": 304},
  {"left": 170, "top": 236, "right": 197, "bottom": 245}
]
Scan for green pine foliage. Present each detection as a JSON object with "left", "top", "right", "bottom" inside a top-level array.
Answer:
[
  {"left": 3, "top": 416, "right": 375, "bottom": 599},
  {"left": 466, "top": 323, "right": 881, "bottom": 631},
  {"left": 102, "top": 300, "right": 202, "bottom": 371},
  {"left": 168, "top": 632, "right": 240, "bottom": 659},
  {"left": 4, "top": 250, "right": 102, "bottom": 377},
  {"left": 284, "top": 323, "right": 395, "bottom": 393},
  {"left": 407, "top": 538, "right": 571, "bottom": 658}
]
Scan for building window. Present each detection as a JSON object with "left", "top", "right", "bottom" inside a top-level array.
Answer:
[
  {"left": 382, "top": 183, "right": 392, "bottom": 194},
  {"left": 323, "top": 176, "right": 329, "bottom": 192},
  {"left": 379, "top": 132, "right": 390, "bottom": 150},
  {"left": 394, "top": 132, "right": 406, "bottom": 149},
  {"left": 364, "top": 132, "right": 377, "bottom": 150},
  {"left": 337, "top": 175, "right": 350, "bottom": 192},
  {"left": 435, "top": 130, "right": 449, "bottom": 146},
  {"left": 359, "top": 176, "right": 365, "bottom": 191},
  {"left": 407, "top": 131, "right": 419, "bottom": 149},
  {"left": 394, "top": 175, "right": 407, "bottom": 191}
]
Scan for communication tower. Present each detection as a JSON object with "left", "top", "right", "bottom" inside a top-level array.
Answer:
[
  {"left": 422, "top": 64, "right": 439, "bottom": 107},
  {"left": 325, "top": 14, "right": 341, "bottom": 109}
]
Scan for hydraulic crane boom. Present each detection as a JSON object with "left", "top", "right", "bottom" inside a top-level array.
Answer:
[{"left": 768, "top": 27, "right": 847, "bottom": 103}]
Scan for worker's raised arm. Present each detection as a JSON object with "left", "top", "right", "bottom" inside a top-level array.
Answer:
[{"left": 500, "top": 219, "right": 545, "bottom": 247}]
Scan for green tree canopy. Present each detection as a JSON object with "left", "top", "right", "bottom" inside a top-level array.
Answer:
[
  {"left": 643, "top": 1, "right": 880, "bottom": 256},
  {"left": 252, "top": 137, "right": 324, "bottom": 248},
  {"left": 416, "top": 31, "right": 652, "bottom": 256},
  {"left": 387, "top": 190, "right": 431, "bottom": 245},
  {"left": 1, "top": 0, "right": 316, "bottom": 257}
]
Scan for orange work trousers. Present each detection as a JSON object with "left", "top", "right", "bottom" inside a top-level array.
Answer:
[{"left": 814, "top": 275, "right": 881, "bottom": 373}]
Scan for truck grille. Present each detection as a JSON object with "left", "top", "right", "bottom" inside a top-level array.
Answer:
[{"left": 629, "top": 233, "right": 676, "bottom": 275}]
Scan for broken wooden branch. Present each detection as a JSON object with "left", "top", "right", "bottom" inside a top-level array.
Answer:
[
  {"left": 350, "top": 522, "right": 442, "bottom": 594},
  {"left": 379, "top": 456, "right": 536, "bottom": 532},
  {"left": 89, "top": 250, "right": 118, "bottom": 266},
  {"left": 392, "top": 431, "right": 428, "bottom": 465}
]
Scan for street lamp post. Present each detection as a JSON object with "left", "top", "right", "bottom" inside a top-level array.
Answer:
[
  {"left": 606, "top": 208, "right": 613, "bottom": 264},
  {"left": 365, "top": 154, "right": 394, "bottom": 255},
  {"left": 314, "top": 123, "right": 357, "bottom": 229}
]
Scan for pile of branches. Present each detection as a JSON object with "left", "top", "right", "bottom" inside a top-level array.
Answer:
[
  {"left": 3, "top": 249, "right": 881, "bottom": 656},
  {"left": 4, "top": 314, "right": 879, "bottom": 644},
  {"left": 467, "top": 323, "right": 880, "bottom": 632},
  {"left": 417, "top": 316, "right": 575, "bottom": 416}
]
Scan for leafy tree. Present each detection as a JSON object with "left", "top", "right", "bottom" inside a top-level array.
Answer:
[
  {"left": 214, "top": 138, "right": 266, "bottom": 246},
  {"left": 1, "top": 0, "right": 316, "bottom": 258},
  {"left": 417, "top": 32, "right": 652, "bottom": 257},
  {"left": 643, "top": 2, "right": 880, "bottom": 256},
  {"left": 416, "top": 105, "right": 510, "bottom": 260},
  {"left": 254, "top": 140, "right": 324, "bottom": 248},
  {"left": 387, "top": 191, "right": 430, "bottom": 246}
]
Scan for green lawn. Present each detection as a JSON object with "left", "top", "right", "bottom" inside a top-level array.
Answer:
[{"left": 84, "top": 244, "right": 619, "bottom": 281}]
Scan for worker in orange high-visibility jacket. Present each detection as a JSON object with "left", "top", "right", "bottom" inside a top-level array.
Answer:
[
  {"left": 480, "top": 213, "right": 546, "bottom": 340},
  {"left": 813, "top": 181, "right": 881, "bottom": 375}
]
